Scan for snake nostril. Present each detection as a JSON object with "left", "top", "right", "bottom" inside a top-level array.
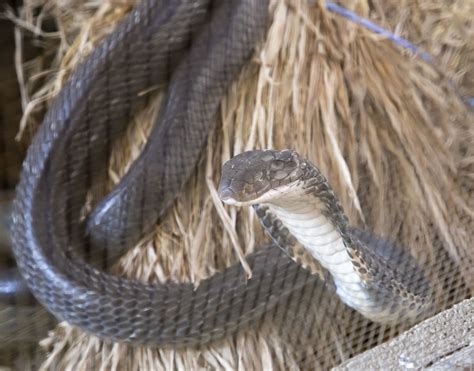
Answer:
[{"left": 218, "top": 186, "right": 236, "bottom": 201}]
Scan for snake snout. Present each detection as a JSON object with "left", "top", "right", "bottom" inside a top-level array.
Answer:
[
  {"left": 218, "top": 185, "right": 237, "bottom": 203},
  {"left": 218, "top": 172, "right": 244, "bottom": 204}
]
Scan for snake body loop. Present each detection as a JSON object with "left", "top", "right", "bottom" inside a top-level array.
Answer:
[
  {"left": 84, "top": 0, "right": 269, "bottom": 251},
  {"left": 12, "top": 0, "right": 307, "bottom": 347}
]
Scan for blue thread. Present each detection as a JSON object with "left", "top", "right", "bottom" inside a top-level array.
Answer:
[
  {"left": 325, "top": 2, "right": 432, "bottom": 62},
  {"left": 325, "top": 1, "right": 473, "bottom": 106}
]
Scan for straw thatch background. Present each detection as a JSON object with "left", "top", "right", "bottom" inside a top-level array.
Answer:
[{"left": 5, "top": 0, "right": 474, "bottom": 369}]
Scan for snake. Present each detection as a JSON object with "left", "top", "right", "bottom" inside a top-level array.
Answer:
[{"left": 9, "top": 0, "right": 432, "bottom": 347}]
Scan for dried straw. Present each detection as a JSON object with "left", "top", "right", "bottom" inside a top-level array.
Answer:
[{"left": 9, "top": 0, "right": 474, "bottom": 369}]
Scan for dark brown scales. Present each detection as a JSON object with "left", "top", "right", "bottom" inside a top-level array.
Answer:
[{"left": 10, "top": 0, "right": 302, "bottom": 346}]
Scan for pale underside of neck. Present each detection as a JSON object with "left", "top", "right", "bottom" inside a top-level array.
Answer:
[{"left": 262, "top": 185, "right": 378, "bottom": 316}]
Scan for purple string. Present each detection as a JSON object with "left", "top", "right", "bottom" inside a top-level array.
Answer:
[{"left": 325, "top": 1, "right": 473, "bottom": 106}]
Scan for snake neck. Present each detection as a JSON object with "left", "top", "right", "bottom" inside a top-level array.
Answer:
[
  {"left": 262, "top": 181, "right": 378, "bottom": 317},
  {"left": 260, "top": 176, "right": 433, "bottom": 323}
]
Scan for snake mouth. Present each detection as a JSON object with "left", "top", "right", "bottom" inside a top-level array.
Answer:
[
  {"left": 217, "top": 181, "right": 270, "bottom": 206},
  {"left": 219, "top": 182, "right": 302, "bottom": 207},
  {"left": 218, "top": 186, "right": 242, "bottom": 205}
]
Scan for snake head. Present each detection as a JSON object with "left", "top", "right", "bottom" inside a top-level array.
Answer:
[{"left": 218, "top": 149, "right": 308, "bottom": 206}]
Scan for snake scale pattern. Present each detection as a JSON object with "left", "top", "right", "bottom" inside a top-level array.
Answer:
[{"left": 10, "top": 0, "right": 432, "bottom": 347}]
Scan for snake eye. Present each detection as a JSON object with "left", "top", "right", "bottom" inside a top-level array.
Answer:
[
  {"left": 273, "top": 169, "right": 290, "bottom": 180},
  {"left": 270, "top": 160, "right": 286, "bottom": 171}
]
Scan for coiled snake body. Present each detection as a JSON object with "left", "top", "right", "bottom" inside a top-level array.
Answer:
[{"left": 10, "top": 0, "right": 432, "bottom": 347}]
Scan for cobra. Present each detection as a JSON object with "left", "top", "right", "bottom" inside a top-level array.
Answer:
[
  {"left": 10, "top": 0, "right": 432, "bottom": 347},
  {"left": 218, "top": 149, "right": 433, "bottom": 323}
]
